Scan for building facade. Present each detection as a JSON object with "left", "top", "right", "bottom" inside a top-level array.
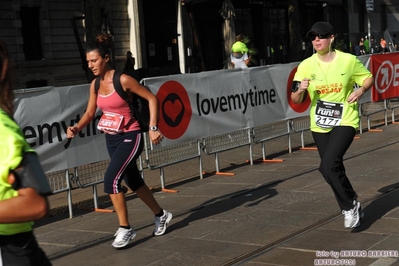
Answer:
[{"left": 0, "top": 0, "right": 397, "bottom": 89}]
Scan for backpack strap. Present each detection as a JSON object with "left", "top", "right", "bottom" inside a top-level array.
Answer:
[
  {"left": 94, "top": 76, "right": 101, "bottom": 93},
  {"left": 111, "top": 71, "right": 130, "bottom": 103},
  {"left": 94, "top": 72, "right": 127, "bottom": 99},
  {"left": 94, "top": 71, "right": 130, "bottom": 102},
  {"left": 94, "top": 71, "right": 136, "bottom": 128},
  {"left": 112, "top": 71, "right": 136, "bottom": 127}
]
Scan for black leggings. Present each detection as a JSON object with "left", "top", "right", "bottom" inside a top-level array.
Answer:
[
  {"left": 312, "top": 126, "right": 358, "bottom": 211},
  {"left": 0, "top": 231, "right": 51, "bottom": 266},
  {"left": 104, "top": 131, "right": 145, "bottom": 194}
]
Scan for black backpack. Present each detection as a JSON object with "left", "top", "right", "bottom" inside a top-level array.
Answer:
[{"left": 94, "top": 71, "right": 150, "bottom": 132}]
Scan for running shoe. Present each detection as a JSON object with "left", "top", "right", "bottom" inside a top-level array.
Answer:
[
  {"left": 153, "top": 210, "right": 173, "bottom": 236},
  {"left": 112, "top": 227, "right": 136, "bottom": 248},
  {"left": 343, "top": 200, "right": 364, "bottom": 228}
]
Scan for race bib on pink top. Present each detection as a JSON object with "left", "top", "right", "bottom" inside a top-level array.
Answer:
[
  {"left": 97, "top": 112, "right": 124, "bottom": 133},
  {"left": 97, "top": 91, "right": 141, "bottom": 133}
]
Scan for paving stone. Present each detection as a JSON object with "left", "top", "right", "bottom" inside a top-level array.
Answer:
[{"left": 37, "top": 123, "right": 399, "bottom": 265}]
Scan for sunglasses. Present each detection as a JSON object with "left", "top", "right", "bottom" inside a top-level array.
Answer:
[{"left": 309, "top": 33, "right": 331, "bottom": 41}]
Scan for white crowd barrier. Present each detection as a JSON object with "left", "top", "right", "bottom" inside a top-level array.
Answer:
[
  {"left": 202, "top": 128, "right": 252, "bottom": 175},
  {"left": 289, "top": 116, "right": 312, "bottom": 149},
  {"left": 387, "top": 98, "right": 399, "bottom": 123},
  {"left": 252, "top": 120, "right": 291, "bottom": 161},
  {"left": 143, "top": 134, "right": 202, "bottom": 193}
]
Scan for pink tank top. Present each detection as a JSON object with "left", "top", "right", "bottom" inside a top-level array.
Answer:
[{"left": 97, "top": 90, "right": 140, "bottom": 132}]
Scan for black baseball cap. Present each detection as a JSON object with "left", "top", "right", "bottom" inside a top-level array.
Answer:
[{"left": 306, "top": 22, "right": 335, "bottom": 37}]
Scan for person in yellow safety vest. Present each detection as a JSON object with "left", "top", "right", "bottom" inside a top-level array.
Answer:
[
  {"left": 0, "top": 38, "right": 52, "bottom": 266},
  {"left": 230, "top": 34, "right": 250, "bottom": 69}
]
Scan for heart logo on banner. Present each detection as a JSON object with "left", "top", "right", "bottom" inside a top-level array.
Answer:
[
  {"left": 164, "top": 100, "right": 183, "bottom": 123},
  {"left": 156, "top": 80, "right": 192, "bottom": 140}
]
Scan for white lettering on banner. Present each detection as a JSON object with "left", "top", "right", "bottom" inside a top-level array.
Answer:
[
  {"left": 393, "top": 64, "right": 399, "bottom": 86},
  {"left": 375, "top": 60, "right": 399, "bottom": 93},
  {"left": 195, "top": 86, "right": 276, "bottom": 116}
]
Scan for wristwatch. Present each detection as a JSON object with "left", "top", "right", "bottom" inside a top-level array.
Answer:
[{"left": 149, "top": 126, "right": 158, "bottom": 131}]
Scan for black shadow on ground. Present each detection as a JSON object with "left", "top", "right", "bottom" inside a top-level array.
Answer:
[
  {"left": 166, "top": 182, "right": 280, "bottom": 234},
  {"left": 353, "top": 183, "right": 399, "bottom": 232}
]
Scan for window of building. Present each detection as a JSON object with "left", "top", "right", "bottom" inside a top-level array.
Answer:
[
  {"left": 380, "top": 4, "right": 386, "bottom": 32},
  {"left": 235, "top": 9, "right": 253, "bottom": 42},
  {"left": 358, "top": 3, "right": 365, "bottom": 33},
  {"left": 20, "top": 6, "right": 43, "bottom": 61}
]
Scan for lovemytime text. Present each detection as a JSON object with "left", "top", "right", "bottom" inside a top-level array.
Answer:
[{"left": 196, "top": 86, "right": 276, "bottom": 116}]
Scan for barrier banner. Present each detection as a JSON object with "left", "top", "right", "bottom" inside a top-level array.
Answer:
[
  {"left": 12, "top": 54, "right": 380, "bottom": 173},
  {"left": 278, "top": 62, "right": 310, "bottom": 119},
  {"left": 356, "top": 55, "right": 373, "bottom": 104},
  {"left": 143, "top": 66, "right": 294, "bottom": 146},
  {"left": 14, "top": 85, "right": 108, "bottom": 173},
  {"left": 370, "top": 52, "right": 399, "bottom": 101}
]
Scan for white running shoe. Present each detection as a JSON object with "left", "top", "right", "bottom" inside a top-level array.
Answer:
[
  {"left": 343, "top": 200, "right": 364, "bottom": 228},
  {"left": 153, "top": 210, "right": 173, "bottom": 236},
  {"left": 112, "top": 227, "right": 136, "bottom": 248}
]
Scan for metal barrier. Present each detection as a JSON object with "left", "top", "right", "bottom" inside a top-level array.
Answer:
[
  {"left": 252, "top": 120, "right": 290, "bottom": 162},
  {"left": 290, "top": 116, "right": 314, "bottom": 150},
  {"left": 360, "top": 101, "right": 387, "bottom": 132},
  {"left": 386, "top": 98, "right": 399, "bottom": 123},
  {"left": 69, "top": 157, "right": 145, "bottom": 215},
  {"left": 46, "top": 170, "right": 73, "bottom": 218},
  {"left": 46, "top": 103, "right": 396, "bottom": 218},
  {"left": 144, "top": 135, "right": 202, "bottom": 192},
  {"left": 201, "top": 128, "right": 252, "bottom": 175},
  {"left": 70, "top": 160, "right": 109, "bottom": 213}
]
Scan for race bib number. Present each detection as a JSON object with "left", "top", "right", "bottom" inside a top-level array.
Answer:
[
  {"left": 97, "top": 112, "right": 124, "bottom": 133},
  {"left": 314, "top": 100, "right": 343, "bottom": 128}
]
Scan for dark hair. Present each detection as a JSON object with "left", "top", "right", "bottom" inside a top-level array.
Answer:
[
  {"left": 86, "top": 33, "right": 114, "bottom": 59},
  {"left": 0, "top": 39, "right": 14, "bottom": 116},
  {"left": 236, "top": 34, "right": 244, "bottom": 42}
]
